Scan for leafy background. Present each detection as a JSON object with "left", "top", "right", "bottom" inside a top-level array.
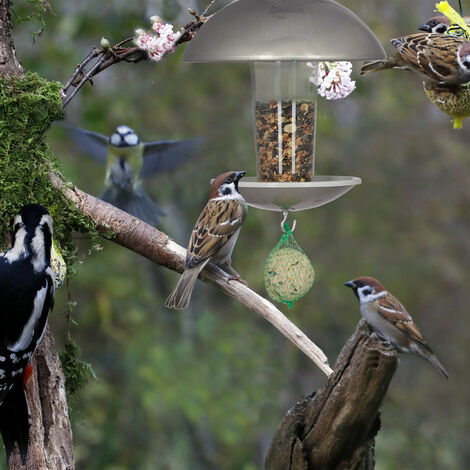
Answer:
[{"left": 6, "top": 0, "right": 470, "bottom": 468}]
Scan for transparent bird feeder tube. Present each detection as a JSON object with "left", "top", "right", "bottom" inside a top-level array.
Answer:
[{"left": 253, "top": 60, "right": 318, "bottom": 183}]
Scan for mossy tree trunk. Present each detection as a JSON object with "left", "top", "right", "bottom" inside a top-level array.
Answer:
[{"left": 0, "top": 2, "right": 75, "bottom": 469}]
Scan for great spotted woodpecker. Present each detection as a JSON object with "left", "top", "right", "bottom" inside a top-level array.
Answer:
[{"left": 0, "top": 204, "right": 55, "bottom": 463}]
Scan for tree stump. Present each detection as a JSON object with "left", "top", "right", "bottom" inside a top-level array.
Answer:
[{"left": 265, "top": 320, "right": 398, "bottom": 470}]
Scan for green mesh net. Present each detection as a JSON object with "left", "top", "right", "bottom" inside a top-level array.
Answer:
[{"left": 264, "top": 222, "right": 315, "bottom": 308}]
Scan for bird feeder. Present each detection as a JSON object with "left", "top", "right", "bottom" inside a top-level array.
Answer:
[{"left": 183, "top": 0, "right": 385, "bottom": 212}]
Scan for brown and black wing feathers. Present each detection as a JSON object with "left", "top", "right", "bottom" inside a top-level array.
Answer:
[
  {"left": 185, "top": 199, "right": 246, "bottom": 269},
  {"left": 392, "top": 33, "right": 466, "bottom": 83},
  {"left": 376, "top": 294, "right": 426, "bottom": 344}
]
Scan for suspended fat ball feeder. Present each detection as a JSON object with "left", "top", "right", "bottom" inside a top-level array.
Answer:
[{"left": 183, "top": 0, "right": 385, "bottom": 305}]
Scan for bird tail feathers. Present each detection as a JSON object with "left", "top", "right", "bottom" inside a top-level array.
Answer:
[
  {"left": 360, "top": 58, "right": 396, "bottom": 76},
  {"left": 0, "top": 379, "right": 30, "bottom": 464},
  {"left": 165, "top": 263, "right": 207, "bottom": 310},
  {"left": 101, "top": 186, "right": 166, "bottom": 226},
  {"left": 415, "top": 343, "right": 449, "bottom": 380}
]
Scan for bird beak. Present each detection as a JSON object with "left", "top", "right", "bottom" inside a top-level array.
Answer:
[
  {"left": 418, "top": 23, "right": 431, "bottom": 32},
  {"left": 234, "top": 171, "right": 246, "bottom": 182},
  {"left": 344, "top": 280, "right": 356, "bottom": 289}
]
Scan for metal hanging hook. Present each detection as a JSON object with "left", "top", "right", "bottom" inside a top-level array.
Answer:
[
  {"left": 459, "top": 0, "right": 463, "bottom": 16},
  {"left": 281, "top": 210, "right": 296, "bottom": 233}
]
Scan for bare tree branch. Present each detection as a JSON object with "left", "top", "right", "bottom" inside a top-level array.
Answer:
[
  {"left": 61, "top": 11, "right": 206, "bottom": 108},
  {"left": 50, "top": 174, "right": 334, "bottom": 377}
]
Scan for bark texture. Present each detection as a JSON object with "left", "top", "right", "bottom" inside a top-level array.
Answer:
[
  {"left": 0, "top": 0, "right": 22, "bottom": 77},
  {"left": 8, "top": 328, "right": 74, "bottom": 470},
  {"left": 265, "top": 320, "right": 398, "bottom": 470}
]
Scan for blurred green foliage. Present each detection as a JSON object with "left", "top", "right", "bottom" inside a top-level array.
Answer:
[{"left": 4, "top": 0, "right": 470, "bottom": 468}]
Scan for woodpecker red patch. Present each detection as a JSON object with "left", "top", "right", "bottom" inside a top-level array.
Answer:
[{"left": 23, "top": 364, "right": 33, "bottom": 386}]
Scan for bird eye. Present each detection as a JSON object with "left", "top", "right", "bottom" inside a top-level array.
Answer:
[{"left": 431, "top": 20, "right": 438, "bottom": 26}]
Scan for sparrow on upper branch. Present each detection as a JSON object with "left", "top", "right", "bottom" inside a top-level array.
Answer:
[
  {"left": 361, "top": 32, "right": 470, "bottom": 86},
  {"left": 418, "top": 15, "right": 470, "bottom": 37}
]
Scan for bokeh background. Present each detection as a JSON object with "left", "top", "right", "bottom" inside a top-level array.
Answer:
[{"left": 7, "top": 0, "right": 470, "bottom": 468}]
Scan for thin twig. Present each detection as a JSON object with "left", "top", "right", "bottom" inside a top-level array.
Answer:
[
  {"left": 202, "top": 0, "right": 218, "bottom": 16},
  {"left": 62, "top": 49, "right": 99, "bottom": 93},
  {"left": 62, "top": 53, "right": 107, "bottom": 108},
  {"left": 61, "top": 12, "right": 206, "bottom": 109}
]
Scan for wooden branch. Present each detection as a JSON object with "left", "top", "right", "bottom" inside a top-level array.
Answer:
[
  {"left": 50, "top": 175, "right": 333, "bottom": 377},
  {"left": 265, "top": 320, "right": 398, "bottom": 470},
  {"left": 61, "top": 13, "right": 206, "bottom": 108},
  {"left": 8, "top": 328, "right": 74, "bottom": 470},
  {"left": 0, "top": 0, "right": 23, "bottom": 77}
]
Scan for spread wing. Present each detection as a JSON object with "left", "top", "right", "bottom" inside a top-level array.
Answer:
[
  {"left": 391, "top": 33, "right": 465, "bottom": 82},
  {"left": 185, "top": 199, "right": 246, "bottom": 269},
  {"left": 376, "top": 294, "right": 426, "bottom": 344},
  {"left": 140, "top": 138, "right": 204, "bottom": 177},
  {"left": 64, "top": 125, "right": 109, "bottom": 165}
]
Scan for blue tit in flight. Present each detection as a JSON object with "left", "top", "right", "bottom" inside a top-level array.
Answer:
[{"left": 66, "top": 124, "right": 204, "bottom": 226}]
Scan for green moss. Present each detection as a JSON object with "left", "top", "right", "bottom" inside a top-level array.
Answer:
[
  {"left": 59, "top": 336, "right": 97, "bottom": 395},
  {"left": 0, "top": 71, "right": 100, "bottom": 268}
]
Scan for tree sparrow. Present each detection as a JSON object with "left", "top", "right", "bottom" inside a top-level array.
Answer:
[
  {"left": 418, "top": 15, "right": 470, "bottom": 36},
  {"left": 361, "top": 32, "right": 470, "bottom": 86},
  {"left": 345, "top": 277, "right": 448, "bottom": 380},
  {"left": 165, "top": 171, "right": 247, "bottom": 310}
]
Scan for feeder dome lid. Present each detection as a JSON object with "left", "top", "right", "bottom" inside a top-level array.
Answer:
[{"left": 183, "top": 0, "right": 385, "bottom": 62}]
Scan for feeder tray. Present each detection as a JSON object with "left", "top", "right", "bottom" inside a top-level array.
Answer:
[{"left": 238, "top": 176, "right": 361, "bottom": 212}]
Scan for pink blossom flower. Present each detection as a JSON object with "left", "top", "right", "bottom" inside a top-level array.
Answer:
[
  {"left": 134, "top": 17, "right": 181, "bottom": 62},
  {"left": 308, "top": 61, "right": 356, "bottom": 100}
]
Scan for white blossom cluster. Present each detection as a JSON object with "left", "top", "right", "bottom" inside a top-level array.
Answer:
[
  {"left": 134, "top": 16, "right": 181, "bottom": 62},
  {"left": 308, "top": 61, "right": 356, "bottom": 100}
]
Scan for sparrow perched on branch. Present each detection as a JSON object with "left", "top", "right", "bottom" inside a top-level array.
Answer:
[
  {"left": 165, "top": 171, "right": 247, "bottom": 310},
  {"left": 361, "top": 32, "right": 470, "bottom": 86},
  {"left": 66, "top": 124, "right": 204, "bottom": 226},
  {"left": 0, "top": 204, "right": 55, "bottom": 463},
  {"left": 345, "top": 277, "right": 448, "bottom": 380}
]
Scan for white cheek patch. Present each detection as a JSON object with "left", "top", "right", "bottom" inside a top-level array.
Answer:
[
  {"left": 124, "top": 133, "right": 139, "bottom": 146},
  {"left": 110, "top": 133, "right": 122, "bottom": 146},
  {"left": 3, "top": 227, "right": 27, "bottom": 263},
  {"left": 359, "top": 289, "right": 386, "bottom": 303}
]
